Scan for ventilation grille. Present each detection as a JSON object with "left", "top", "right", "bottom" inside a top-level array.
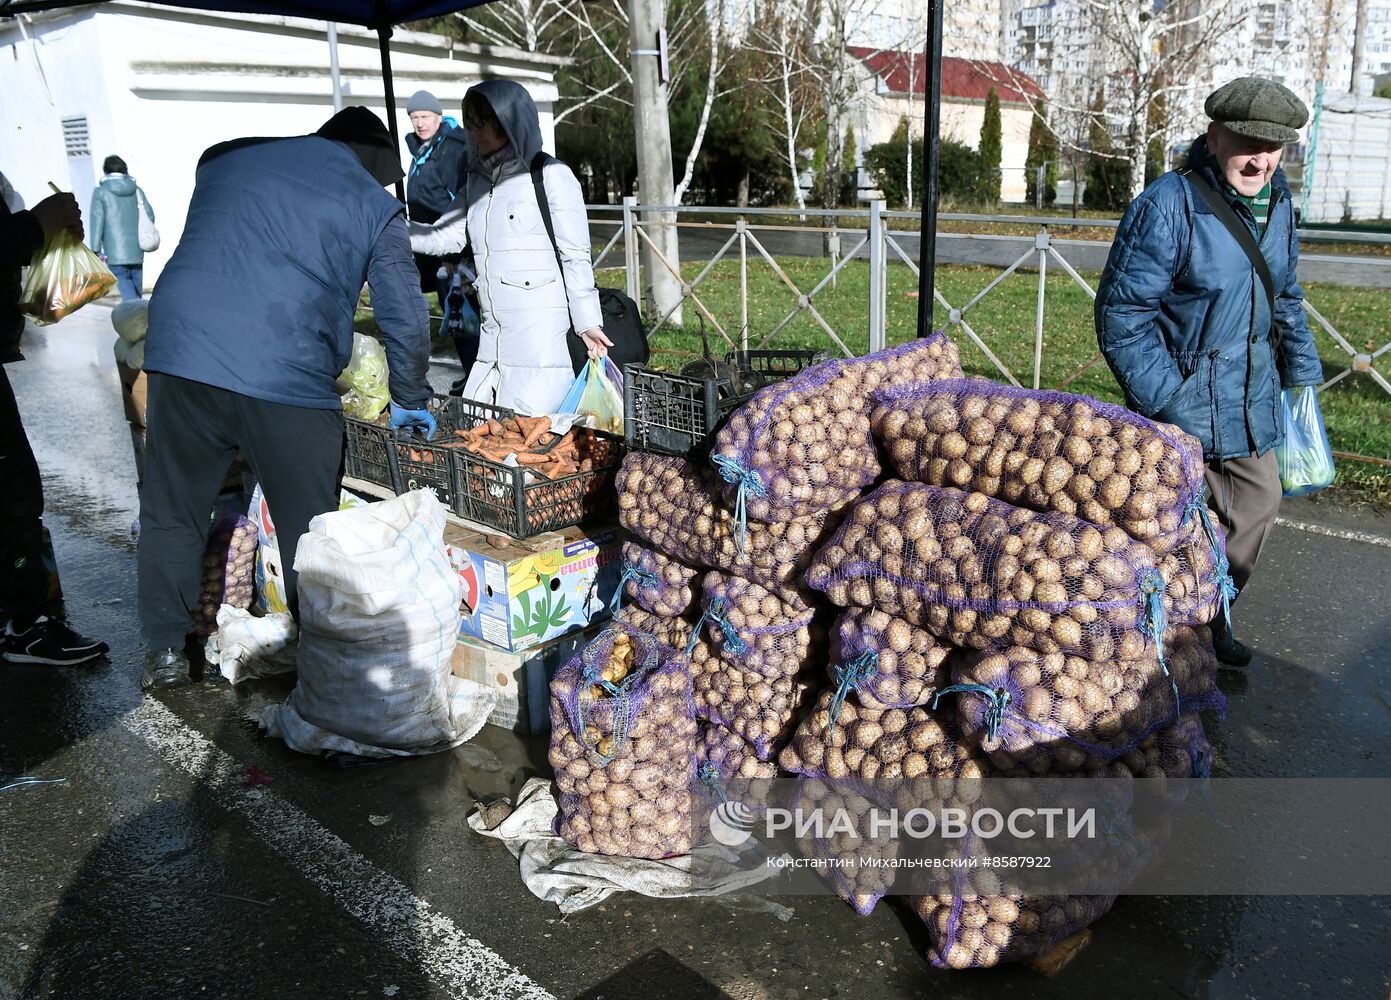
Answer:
[{"left": 61, "top": 116, "right": 90, "bottom": 158}]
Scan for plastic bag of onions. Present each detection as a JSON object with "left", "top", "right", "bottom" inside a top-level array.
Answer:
[
  {"left": 618, "top": 452, "right": 843, "bottom": 588},
  {"left": 613, "top": 540, "right": 701, "bottom": 618},
  {"left": 806, "top": 482, "right": 1218, "bottom": 664},
  {"left": 689, "top": 571, "right": 819, "bottom": 680},
  {"left": 944, "top": 626, "right": 1225, "bottom": 777},
  {"left": 615, "top": 604, "right": 699, "bottom": 655},
  {"left": 871, "top": 380, "right": 1209, "bottom": 555},
  {"left": 192, "top": 510, "right": 258, "bottom": 638},
  {"left": 710, "top": 333, "right": 962, "bottom": 528},
  {"left": 826, "top": 608, "right": 953, "bottom": 711},
  {"left": 549, "top": 625, "right": 698, "bottom": 859}
]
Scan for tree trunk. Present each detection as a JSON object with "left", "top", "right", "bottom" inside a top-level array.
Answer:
[
  {"left": 1127, "top": 109, "right": 1148, "bottom": 200},
  {"left": 737, "top": 169, "right": 750, "bottom": 208}
]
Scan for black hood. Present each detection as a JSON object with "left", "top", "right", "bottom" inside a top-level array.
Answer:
[{"left": 317, "top": 107, "right": 404, "bottom": 187}]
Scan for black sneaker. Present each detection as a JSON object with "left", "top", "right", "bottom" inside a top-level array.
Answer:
[
  {"left": 141, "top": 648, "right": 192, "bottom": 691},
  {"left": 2, "top": 616, "right": 109, "bottom": 666}
]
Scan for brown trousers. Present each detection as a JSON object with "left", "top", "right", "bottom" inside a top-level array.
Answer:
[{"left": 1204, "top": 450, "right": 1283, "bottom": 596}]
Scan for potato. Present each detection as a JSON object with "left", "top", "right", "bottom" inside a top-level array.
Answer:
[
  {"left": 807, "top": 482, "right": 1204, "bottom": 662},
  {"left": 692, "top": 635, "right": 819, "bottom": 760},
  {"left": 828, "top": 607, "right": 953, "bottom": 710},
  {"left": 712, "top": 333, "right": 962, "bottom": 524},
  {"left": 870, "top": 380, "right": 1208, "bottom": 556},
  {"left": 617, "top": 452, "right": 846, "bottom": 592},
  {"left": 551, "top": 625, "right": 696, "bottom": 859},
  {"left": 619, "top": 540, "right": 700, "bottom": 617},
  {"left": 696, "top": 571, "right": 819, "bottom": 680}
]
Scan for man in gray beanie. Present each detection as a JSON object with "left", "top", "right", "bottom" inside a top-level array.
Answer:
[
  {"left": 1096, "top": 77, "right": 1324, "bottom": 667},
  {"left": 403, "top": 90, "right": 476, "bottom": 383}
]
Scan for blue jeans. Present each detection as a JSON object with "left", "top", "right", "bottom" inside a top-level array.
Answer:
[{"left": 110, "top": 264, "right": 143, "bottom": 301}]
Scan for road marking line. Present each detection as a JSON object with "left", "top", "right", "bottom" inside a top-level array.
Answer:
[
  {"left": 1274, "top": 517, "right": 1391, "bottom": 549},
  {"left": 121, "top": 696, "right": 555, "bottom": 1000}
]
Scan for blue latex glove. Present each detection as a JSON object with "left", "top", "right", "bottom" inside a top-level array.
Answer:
[{"left": 389, "top": 401, "right": 437, "bottom": 440}]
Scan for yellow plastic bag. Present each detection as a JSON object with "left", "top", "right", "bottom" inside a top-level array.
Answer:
[
  {"left": 335, "top": 332, "right": 391, "bottom": 421},
  {"left": 570, "top": 358, "right": 624, "bottom": 434},
  {"left": 19, "top": 229, "right": 117, "bottom": 325}
]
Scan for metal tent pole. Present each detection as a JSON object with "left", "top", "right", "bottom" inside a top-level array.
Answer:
[
  {"left": 915, "top": 0, "right": 943, "bottom": 337},
  {"left": 375, "top": 4, "right": 405, "bottom": 203}
]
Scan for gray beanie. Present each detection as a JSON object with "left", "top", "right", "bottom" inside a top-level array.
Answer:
[{"left": 406, "top": 90, "right": 444, "bottom": 116}]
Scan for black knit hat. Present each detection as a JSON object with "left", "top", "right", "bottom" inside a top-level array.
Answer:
[{"left": 316, "top": 106, "right": 404, "bottom": 186}]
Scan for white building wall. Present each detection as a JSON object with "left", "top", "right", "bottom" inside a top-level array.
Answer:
[{"left": 0, "top": 2, "right": 563, "bottom": 287}]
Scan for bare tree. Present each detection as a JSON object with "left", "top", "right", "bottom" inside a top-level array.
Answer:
[{"left": 747, "top": 0, "right": 819, "bottom": 211}]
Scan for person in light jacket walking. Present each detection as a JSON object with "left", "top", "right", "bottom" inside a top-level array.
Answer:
[
  {"left": 409, "top": 80, "right": 612, "bottom": 414},
  {"left": 89, "top": 156, "right": 155, "bottom": 300}
]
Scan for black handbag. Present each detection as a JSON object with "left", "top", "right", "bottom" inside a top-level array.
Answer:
[{"left": 530, "top": 153, "right": 649, "bottom": 375}]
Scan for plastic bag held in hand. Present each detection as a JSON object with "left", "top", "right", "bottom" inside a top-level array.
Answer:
[
  {"left": 19, "top": 229, "right": 117, "bottom": 324},
  {"left": 336, "top": 332, "right": 392, "bottom": 421},
  {"left": 560, "top": 359, "right": 624, "bottom": 434},
  {"left": 1275, "top": 387, "right": 1335, "bottom": 497}
]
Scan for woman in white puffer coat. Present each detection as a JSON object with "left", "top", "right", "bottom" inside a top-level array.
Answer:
[{"left": 409, "top": 80, "right": 612, "bottom": 414}]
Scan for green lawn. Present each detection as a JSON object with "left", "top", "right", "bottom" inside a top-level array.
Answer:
[{"left": 617, "top": 258, "right": 1391, "bottom": 505}]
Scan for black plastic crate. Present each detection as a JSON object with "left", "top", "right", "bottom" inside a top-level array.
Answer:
[
  {"left": 623, "top": 349, "right": 827, "bottom": 456},
  {"left": 344, "top": 416, "right": 401, "bottom": 492},
  {"left": 450, "top": 427, "right": 623, "bottom": 538},
  {"left": 393, "top": 395, "right": 515, "bottom": 510}
]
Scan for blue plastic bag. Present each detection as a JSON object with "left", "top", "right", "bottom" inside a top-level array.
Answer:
[
  {"left": 1275, "top": 387, "right": 1335, "bottom": 497},
  {"left": 558, "top": 358, "right": 624, "bottom": 433}
]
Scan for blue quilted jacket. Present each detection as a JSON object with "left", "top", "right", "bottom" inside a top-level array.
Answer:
[{"left": 1095, "top": 136, "right": 1324, "bottom": 461}]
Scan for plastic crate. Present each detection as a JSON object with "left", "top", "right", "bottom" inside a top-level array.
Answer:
[
  {"left": 623, "top": 349, "right": 827, "bottom": 456},
  {"left": 394, "top": 395, "right": 514, "bottom": 510},
  {"left": 450, "top": 427, "right": 622, "bottom": 538},
  {"left": 344, "top": 416, "right": 401, "bottom": 492}
]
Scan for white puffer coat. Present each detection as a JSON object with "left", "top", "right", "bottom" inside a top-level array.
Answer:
[{"left": 409, "top": 81, "right": 601, "bottom": 414}]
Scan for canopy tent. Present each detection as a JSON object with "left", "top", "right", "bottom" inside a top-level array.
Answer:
[{"left": 0, "top": 0, "right": 945, "bottom": 337}]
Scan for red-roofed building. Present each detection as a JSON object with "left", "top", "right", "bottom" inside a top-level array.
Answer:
[{"left": 845, "top": 47, "right": 1044, "bottom": 203}]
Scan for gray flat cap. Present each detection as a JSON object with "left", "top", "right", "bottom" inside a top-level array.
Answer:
[{"left": 1205, "top": 77, "right": 1309, "bottom": 144}]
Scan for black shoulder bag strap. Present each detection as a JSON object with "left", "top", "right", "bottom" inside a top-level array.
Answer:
[
  {"left": 529, "top": 151, "right": 576, "bottom": 337},
  {"left": 1182, "top": 168, "right": 1275, "bottom": 323}
]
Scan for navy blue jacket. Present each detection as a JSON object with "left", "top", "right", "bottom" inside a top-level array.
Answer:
[
  {"left": 405, "top": 119, "right": 468, "bottom": 225},
  {"left": 1095, "top": 136, "right": 1323, "bottom": 461},
  {"left": 145, "top": 135, "right": 430, "bottom": 410}
]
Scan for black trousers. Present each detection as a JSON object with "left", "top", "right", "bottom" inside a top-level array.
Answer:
[
  {"left": 0, "top": 364, "right": 48, "bottom": 628},
  {"left": 138, "top": 374, "right": 343, "bottom": 649}
]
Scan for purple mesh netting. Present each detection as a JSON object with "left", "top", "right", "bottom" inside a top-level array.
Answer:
[
  {"left": 620, "top": 540, "right": 701, "bottom": 617},
  {"left": 695, "top": 722, "right": 778, "bottom": 809},
  {"left": 617, "top": 452, "right": 846, "bottom": 593},
  {"left": 870, "top": 379, "right": 1208, "bottom": 556},
  {"left": 549, "top": 624, "right": 698, "bottom": 859},
  {"left": 711, "top": 332, "right": 963, "bottom": 524},
  {"left": 806, "top": 482, "right": 1219, "bottom": 661},
  {"left": 615, "top": 604, "right": 700, "bottom": 655},
  {"left": 193, "top": 511, "right": 257, "bottom": 637},
  {"left": 950, "top": 625, "right": 1227, "bottom": 775},
  {"left": 690, "top": 627, "right": 820, "bottom": 760},
  {"left": 916, "top": 888, "right": 1121, "bottom": 970},
  {"left": 792, "top": 778, "right": 899, "bottom": 915},
  {"left": 695, "top": 571, "right": 821, "bottom": 680},
  {"left": 829, "top": 608, "right": 954, "bottom": 711}
]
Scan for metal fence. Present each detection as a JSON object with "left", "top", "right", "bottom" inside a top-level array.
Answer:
[{"left": 587, "top": 199, "right": 1390, "bottom": 400}]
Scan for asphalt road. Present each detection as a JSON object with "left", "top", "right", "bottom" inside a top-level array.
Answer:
[
  {"left": 589, "top": 220, "right": 1391, "bottom": 289},
  {"left": 3, "top": 304, "right": 1390, "bottom": 1000}
]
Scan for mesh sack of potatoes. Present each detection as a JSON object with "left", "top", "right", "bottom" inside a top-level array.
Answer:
[
  {"left": 617, "top": 451, "right": 844, "bottom": 589},
  {"left": 615, "top": 604, "right": 699, "bottom": 655},
  {"left": 790, "top": 778, "right": 900, "bottom": 915},
  {"left": 871, "top": 379, "right": 1209, "bottom": 556},
  {"left": 695, "top": 722, "right": 778, "bottom": 806},
  {"left": 549, "top": 624, "right": 698, "bottom": 859},
  {"left": 827, "top": 607, "right": 954, "bottom": 711},
  {"left": 690, "top": 571, "right": 819, "bottom": 680},
  {"left": 806, "top": 482, "right": 1217, "bottom": 662},
  {"left": 692, "top": 647, "right": 820, "bottom": 761},
  {"left": 944, "top": 625, "right": 1227, "bottom": 776},
  {"left": 614, "top": 540, "right": 701, "bottom": 618},
  {"left": 912, "top": 889, "right": 1119, "bottom": 970},
  {"left": 1119, "top": 711, "right": 1213, "bottom": 812},
  {"left": 711, "top": 332, "right": 963, "bottom": 525},
  {"left": 193, "top": 510, "right": 259, "bottom": 638}
]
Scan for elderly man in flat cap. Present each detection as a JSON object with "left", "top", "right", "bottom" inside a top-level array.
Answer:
[{"left": 1096, "top": 77, "right": 1324, "bottom": 667}]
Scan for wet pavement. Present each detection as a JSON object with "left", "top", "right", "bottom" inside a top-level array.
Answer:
[{"left": 3, "top": 304, "right": 1391, "bottom": 1000}]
